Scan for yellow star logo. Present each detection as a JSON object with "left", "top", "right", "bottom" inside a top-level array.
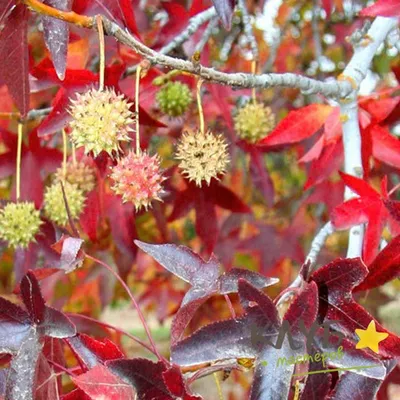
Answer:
[{"left": 355, "top": 320, "right": 388, "bottom": 354}]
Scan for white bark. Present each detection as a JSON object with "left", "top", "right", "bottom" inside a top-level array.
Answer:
[{"left": 339, "top": 17, "right": 398, "bottom": 258}]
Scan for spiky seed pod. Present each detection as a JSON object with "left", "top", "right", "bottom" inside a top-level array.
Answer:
[
  {"left": 110, "top": 151, "right": 165, "bottom": 211},
  {"left": 54, "top": 161, "right": 96, "bottom": 193},
  {"left": 156, "top": 82, "right": 193, "bottom": 117},
  {"left": 234, "top": 102, "right": 275, "bottom": 143},
  {"left": 0, "top": 202, "right": 42, "bottom": 248},
  {"left": 175, "top": 129, "right": 230, "bottom": 186},
  {"left": 44, "top": 182, "right": 85, "bottom": 226},
  {"left": 69, "top": 87, "right": 135, "bottom": 156}
]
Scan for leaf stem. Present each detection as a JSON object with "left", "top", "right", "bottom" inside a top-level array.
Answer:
[
  {"left": 224, "top": 294, "right": 236, "bottom": 318},
  {"left": 135, "top": 64, "right": 142, "bottom": 154},
  {"left": 62, "top": 129, "right": 67, "bottom": 179},
  {"left": 67, "top": 312, "right": 157, "bottom": 356},
  {"left": 22, "top": 0, "right": 93, "bottom": 27},
  {"left": 213, "top": 372, "right": 223, "bottom": 400},
  {"left": 85, "top": 253, "right": 166, "bottom": 363},
  {"left": 72, "top": 143, "right": 76, "bottom": 165},
  {"left": 96, "top": 15, "right": 105, "bottom": 91},
  {"left": 197, "top": 78, "right": 205, "bottom": 134},
  {"left": 16, "top": 123, "right": 23, "bottom": 201}
]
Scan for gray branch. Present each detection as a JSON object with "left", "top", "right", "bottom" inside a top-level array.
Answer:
[
  {"left": 102, "top": 18, "right": 352, "bottom": 97},
  {"left": 194, "top": 16, "right": 219, "bottom": 54}
]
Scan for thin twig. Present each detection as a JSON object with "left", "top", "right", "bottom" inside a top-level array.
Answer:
[
  {"left": 67, "top": 312, "right": 156, "bottom": 356},
  {"left": 220, "top": 26, "right": 241, "bottom": 62},
  {"left": 16, "top": 123, "right": 23, "bottom": 201},
  {"left": 194, "top": 17, "right": 219, "bottom": 54},
  {"left": 237, "top": 0, "right": 259, "bottom": 61}
]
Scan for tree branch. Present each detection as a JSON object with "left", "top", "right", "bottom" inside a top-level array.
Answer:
[
  {"left": 23, "top": 0, "right": 353, "bottom": 97},
  {"left": 339, "top": 16, "right": 398, "bottom": 258},
  {"left": 237, "top": 0, "right": 259, "bottom": 61},
  {"left": 23, "top": 0, "right": 92, "bottom": 27}
]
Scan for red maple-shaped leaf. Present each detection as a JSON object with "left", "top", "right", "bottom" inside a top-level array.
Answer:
[
  {"left": 354, "top": 234, "right": 400, "bottom": 292},
  {"left": 67, "top": 333, "right": 124, "bottom": 371},
  {"left": 360, "top": 0, "right": 400, "bottom": 17},
  {"left": 135, "top": 240, "right": 278, "bottom": 306},
  {"left": 258, "top": 104, "right": 333, "bottom": 147},
  {"left": 72, "top": 365, "right": 135, "bottom": 400},
  {"left": 310, "top": 258, "right": 400, "bottom": 359},
  {"left": 331, "top": 172, "right": 400, "bottom": 264},
  {"left": 168, "top": 179, "right": 251, "bottom": 253},
  {"left": 107, "top": 358, "right": 202, "bottom": 400}
]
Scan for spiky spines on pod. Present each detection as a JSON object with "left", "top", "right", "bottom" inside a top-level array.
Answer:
[
  {"left": 110, "top": 151, "right": 165, "bottom": 211},
  {"left": 234, "top": 102, "right": 275, "bottom": 143},
  {"left": 175, "top": 129, "right": 230, "bottom": 186},
  {"left": 54, "top": 161, "right": 96, "bottom": 194},
  {"left": 0, "top": 202, "right": 42, "bottom": 248},
  {"left": 44, "top": 182, "right": 85, "bottom": 226},
  {"left": 69, "top": 88, "right": 135, "bottom": 156},
  {"left": 156, "top": 82, "right": 193, "bottom": 117}
]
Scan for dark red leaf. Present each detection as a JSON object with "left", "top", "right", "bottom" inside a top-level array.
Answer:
[
  {"left": 107, "top": 358, "right": 175, "bottom": 400},
  {"left": 310, "top": 258, "right": 400, "bottom": 359},
  {"left": 355, "top": 234, "right": 400, "bottom": 292},
  {"left": 0, "top": 4, "right": 29, "bottom": 116},
  {"left": 170, "top": 296, "right": 211, "bottom": 346},
  {"left": 20, "top": 271, "right": 46, "bottom": 325},
  {"left": 0, "top": 0, "right": 15, "bottom": 24},
  {"left": 42, "top": 0, "right": 72, "bottom": 81}
]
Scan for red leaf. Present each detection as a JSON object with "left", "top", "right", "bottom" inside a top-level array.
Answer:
[
  {"left": 37, "top": 88, "right": 71, "bottom": 136},
  {"left": 0, "top": 0, "right": 15, "bottom": 24},
  {"left": 72, "top": 365, "right": 135, "bottom": 400},
  {"left": 80, "top": 190, "right": 100, "bottom": 241},
  {"left": 371, "top": 124, "right": 400, "bottom": 169},
  {"left": 360, "top": 96, "right": 400, "bottom": 123},
  {"left": 107, "top": 358, "right": 177, "bottom": 399},
  {"left": 259, "top": 105, "right": 333, "bottom": 146},
  {"left": 209, "top": 182, "right": 251, "bottom": 213},
  {"left": 0, "top": 4, "right": 29, "bottom": 116},
  {"left": 117, "top": 0, "right": 141, "bottom": 37},
  {"left": 194, "top": 188, "right": 218, "bottom": 253},
  {"left": 303, "top": 140, "right": 343, "bottom": 189},
  {"left": 360, "top": 0, "right": 400, "bottom": 17},
  {"left": 338, "top": 172, "right": 379, "bottom": 198},
  {"left": 51, "top": 235, "right": 85, "bottom": 273},
  {"left": 21, "top": 271, "right": 46, "bottom": 325},
  {"left": 355, "top": 234, "right": 400, "bottom": 292}
]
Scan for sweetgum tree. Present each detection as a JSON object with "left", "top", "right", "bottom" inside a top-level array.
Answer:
[{"left": 0, "top": 0, "right": 399, "bottom": 398}]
